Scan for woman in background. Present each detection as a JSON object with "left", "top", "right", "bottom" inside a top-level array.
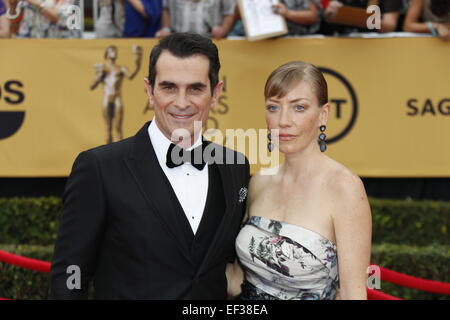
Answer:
[
  {"left": 6, "top": 0, "right": 81, "bottom": 38},
  {"left": 403, "top": 0, "right": 450, "bottom": 41},
  {"left": 0, "top": 0, "right": 10, "bottom": 38}
]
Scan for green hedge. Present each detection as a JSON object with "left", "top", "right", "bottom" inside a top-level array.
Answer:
[
  {"left": 371, "top": 243, "right": 450, "bottom": 300},
  {"left": 0, "top": 243, "right": 449, "bottom": 300},
  {"left": 0, "top": 244, "right": 52, "bottom": 300},
  {"left": 0, "top": 197, "right": 61, "bottom": 246},
  {"left": 0, "top": 197, "right": 449, "bottom": 246},
  {"left": 0, "top": 197, "right": 449, "bottom": 299},
  {"left": 370, "top": 198, "right": 450, "bottom": 246}
]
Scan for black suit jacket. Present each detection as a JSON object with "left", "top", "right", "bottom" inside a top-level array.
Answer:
[{"left": 49, "top": 121, "right": 250, "bottom": 299}]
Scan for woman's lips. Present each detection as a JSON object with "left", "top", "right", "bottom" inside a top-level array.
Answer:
[{"left": 278, "top": 134, "right": 297, "bottom": 141}]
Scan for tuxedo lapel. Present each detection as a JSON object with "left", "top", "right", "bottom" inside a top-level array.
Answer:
[
  {"left": 124, "top": 121, "right": 193, "bottom": 264},
  {"left": 196, "top": 143, "right": 238, "bottom": 275}
]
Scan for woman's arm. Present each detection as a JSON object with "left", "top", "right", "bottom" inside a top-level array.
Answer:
[
  {"left": 380, "top": 11, "right": 400, "bottom": 33},
  {"left": 226, "top": 259, "right": 244, "bottom": 298},
  {"left": 155, "top": 8, "right": 171, "bottom": 38},
  {"left": 0, "top": 14, "right": 10, "bottom": 37},
  {"left": 212, "top": 14, "right": 235, "bottom": 39},
  {"left": 403, "top": 0, "right": 450, "bottom": 40},
  {"left": 403, "top": 0, "right": 430, "bottom": 33},
  {"left": 27, "top": 0, "right": 59, "bottom": 23},
  {"left": 333, "top": 173, "right": 372, "bottom": 300}
]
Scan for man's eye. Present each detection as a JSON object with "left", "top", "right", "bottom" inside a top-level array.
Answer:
[{"left": 163, "top": 86, "right": 175, "bottom": 92}]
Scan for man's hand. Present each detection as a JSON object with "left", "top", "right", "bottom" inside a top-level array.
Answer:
[
  {"left": 436, "top": 23, "right": 450, "bottom": 41},
  {"left": 272, "top": 3, "right": 288, "bottom": 17},
  {"left": 155, "top": 27, "right": 171, "bottom": 39},
  {"left": 26, "top": 0, "right": 42, "bottom": 10},
  {"left": 211, "top": 25, "right": 226, "bottom": 39},
  {"left": 325, "top": 0, "right": 343, "bottom": 21}
]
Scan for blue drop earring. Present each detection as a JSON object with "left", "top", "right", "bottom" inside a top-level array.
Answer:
[
  {"left": 319, "top": 125, "right": 327, "bottom": 152},
  {"left": 267, "top": 131, "right": 274, "bottom": 152}
]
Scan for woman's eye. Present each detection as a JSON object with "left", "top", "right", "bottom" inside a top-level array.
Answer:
[
  {"left": 267, "top": 105, "right": 278, "bottom": 112},
  {"left": 295, "top": 105, "right": 305, "bottom": 111}
]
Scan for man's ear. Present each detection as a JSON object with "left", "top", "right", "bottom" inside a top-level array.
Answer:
[
  {"left": 211, "top": 80, "right": 224, "bottom": 108},
  {"left": 144, "top": 78, "right": 154, "bottom": 105}
]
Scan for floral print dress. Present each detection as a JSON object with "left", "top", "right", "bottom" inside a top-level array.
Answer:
[{"left": 236, "top": 216, "right": 339, "bottom": 300}]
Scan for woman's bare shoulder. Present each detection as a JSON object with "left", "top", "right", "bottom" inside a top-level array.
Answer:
[{"left": 324, "top": 158, "right": 369, "bottom": 216}]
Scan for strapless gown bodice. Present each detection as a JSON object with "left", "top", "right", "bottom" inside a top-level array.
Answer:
[{"left": 235, "top": 216, "right": 339, "bottom": 300}]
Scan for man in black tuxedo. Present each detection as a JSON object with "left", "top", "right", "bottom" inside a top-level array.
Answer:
[{"left": 49, "top": 33, "right": 250, "bottom": 299}]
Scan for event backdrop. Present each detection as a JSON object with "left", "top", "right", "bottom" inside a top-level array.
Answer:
[{"left": 0, "top": 38, "right": 449, "bottom": 177}]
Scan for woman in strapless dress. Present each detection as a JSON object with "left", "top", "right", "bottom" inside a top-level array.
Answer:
[{"left": 226, "top": 61, "right": 372, "bottom": 300}]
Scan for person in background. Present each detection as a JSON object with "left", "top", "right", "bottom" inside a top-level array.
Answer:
[
  {"left": 0, "top": 0, "right": 10, "bottom": 37},
  {"left": 123, "top": 0, "right": 162, "bottom": 37},
  {"left": 95, "top": 0, "right": 124, "bottom": 38},
  {"left": 229, "top": 0, "right": 321, "bottom": 37},
  {"left": 6, "top": 0, "right": 81, "bottom": 38},
  {"left": 155, "top": 0, "right": 236, "bottom": 39},
  {"left": 271, "top": 0, "right": 322, "bottom": 36},
  {"left": 322, "top": 0, "right": 405, "bottom": 35},
  {"left": 403, "top": 0, "right": 450, "bottom": 41},
  {"left": 227, "top": 4, "right": 244, "bottom": 37}
]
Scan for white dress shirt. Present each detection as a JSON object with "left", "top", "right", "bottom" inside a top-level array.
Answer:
[{"left": 148, "top": 118, "right": 209, "bottom": 235}]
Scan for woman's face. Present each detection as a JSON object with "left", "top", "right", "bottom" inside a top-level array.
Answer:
[{"left": 265, "top": 81, "right": 328, "bottom": 155}]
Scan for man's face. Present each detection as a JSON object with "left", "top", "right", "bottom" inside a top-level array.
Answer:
[{"left": 145, "top": 51, "right": 223, "bottom": 147}]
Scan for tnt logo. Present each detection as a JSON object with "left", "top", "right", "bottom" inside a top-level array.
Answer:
[{"left": 319, "top": 68, "right": 358, "bottom": 145}]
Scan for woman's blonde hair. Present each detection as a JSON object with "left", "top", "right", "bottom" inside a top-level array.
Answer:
[{"left": 264, "top": 61, "right": 328, "bottom": 107}]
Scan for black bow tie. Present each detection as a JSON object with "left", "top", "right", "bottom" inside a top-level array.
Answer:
[{"left": 166, "top": 142, "right": 207, "bottom": 170}]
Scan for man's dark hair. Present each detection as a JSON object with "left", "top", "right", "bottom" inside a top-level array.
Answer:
[
  {"left": 148, "top": 33, "right": 221, "bottom": 95},
  {"left": 430, "top": 0, "right": 450, "bottom": 18}
]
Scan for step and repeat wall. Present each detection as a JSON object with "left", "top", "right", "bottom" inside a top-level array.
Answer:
[{"left": 1, "top": 38, "right": 449, "bottom": 177}]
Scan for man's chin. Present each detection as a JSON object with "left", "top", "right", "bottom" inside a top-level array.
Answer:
[{"left": 168, "top": 123, "right": 202, "bottom": 143}]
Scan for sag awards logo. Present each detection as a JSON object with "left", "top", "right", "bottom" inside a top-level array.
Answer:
[
  {"left": 90, "top": 44, "right": 143, "bottom": 144},
  {"left": 0, "top": 80, "right": 25, "bottom": 140}
]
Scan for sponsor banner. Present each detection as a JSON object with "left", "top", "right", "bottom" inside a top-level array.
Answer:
[{"left": 0, "top": 38, "right": 449, "bottom": 177}]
